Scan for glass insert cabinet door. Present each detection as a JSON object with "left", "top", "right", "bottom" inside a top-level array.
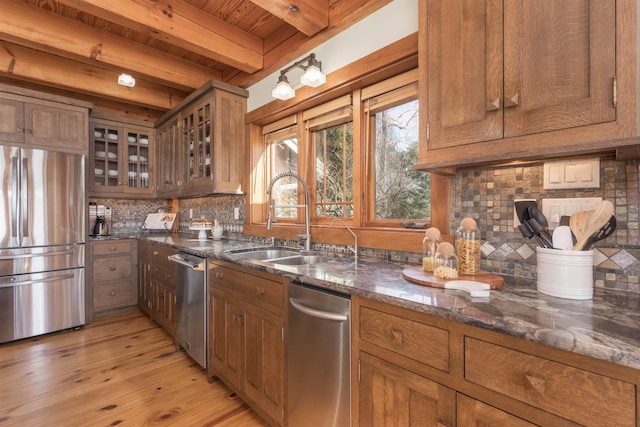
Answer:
[
  {"left": 126, "top": 131, "right": 150, "bottom": 189},
  {"left": 182, "top": 100, "right": 213, "bottom": 186},
  {"left": 92, "top": 125, "right": 121, "bottom": 189}
]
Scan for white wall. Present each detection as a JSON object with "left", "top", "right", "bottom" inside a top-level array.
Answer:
[{"left": 247, "top": 0, "right": 418, "bottom": 112}]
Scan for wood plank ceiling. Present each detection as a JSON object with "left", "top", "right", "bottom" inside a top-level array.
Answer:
[{"left": 0, "top": 0, "right": 390, "bottom": 121}]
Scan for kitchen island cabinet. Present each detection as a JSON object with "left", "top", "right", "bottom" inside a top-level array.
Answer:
[
  {"left": 0, "top": 83, "right": 90, "bottom": 155},
  {"left": 417, "top": 0, "right": 637, "bottom": 171},
  {"left": 208, "top": 260, "right": 287, "bottom": 427},
  {"left": 89, "top": 239, "right": 137, "bottom": 320},
  {"left": 137, "top": 240, "right": 177, "bottom": 338},
  {"left": 352, "top": 296, "right": 637, "bottom": 426},
  {"left": 155, "top": 80, "right": 247, "bottom": 198},
  {"left": 89, "top": 116, "right": 155, "bottom": 198}
]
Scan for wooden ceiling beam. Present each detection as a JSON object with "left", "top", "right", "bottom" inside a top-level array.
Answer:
[
  {"left": 0, "top": 0, "right": 219, "bottom": 91},
  {"left": 55, "top": 0, "right": 264, "bottom": 73},
  {"left": 0, "top": 42, "right": 187, "bottom": 110},
  {"left": 249, "top": 0, "right": 328, "bottom": 36}
]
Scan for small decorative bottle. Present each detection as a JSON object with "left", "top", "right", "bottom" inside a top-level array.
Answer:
[
  {"left": 434, "top": 242, "right": 459, "bottom": 280},
  {"left": 456, "top": 217, "right": 481, "bottom": 275},
  {"left": 422, "top": 227, "right": 442, "bottom": 273}
]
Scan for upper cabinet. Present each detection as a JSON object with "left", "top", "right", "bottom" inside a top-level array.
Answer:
[
  {"left": 417, "top": 0, "right": 637, "bottom": 171},
  {"left": 89, "top": 116, "right": 155, "bottom": 198},
  {"left": 156, "top": 80, "right": 248, "bottom": 198},
  {"left": 0, "top": 84, "right": 90, "bottom": 154}
]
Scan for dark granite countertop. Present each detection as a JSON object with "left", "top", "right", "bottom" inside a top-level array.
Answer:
[{"left": 121, "top": 232, "right": 640, "bottom": 371}]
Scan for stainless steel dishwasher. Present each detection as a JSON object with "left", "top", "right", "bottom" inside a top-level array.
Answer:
[
  {"left": 168, "top": 252, "right": 207, "bottom": 369},
  {"left": 288, "top": 282, "right": 351, "bottom": 427}
]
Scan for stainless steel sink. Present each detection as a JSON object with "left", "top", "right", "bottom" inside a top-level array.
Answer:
[
  {"left": 225, "top": 247, "right": 330, "bottom": 266},
  {"left": 266, "top": 255, "right": 331, "bottom": 266},
  {"left": 225, "top": 247, "right": 300, "bottom": 260}
]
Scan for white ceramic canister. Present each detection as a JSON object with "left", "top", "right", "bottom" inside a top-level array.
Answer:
[{"left": 536, "top": 247, "right": 594, "bottom": 300}]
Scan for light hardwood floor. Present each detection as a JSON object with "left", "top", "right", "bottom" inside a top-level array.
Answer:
[{"left": 0, "top": 308, "right": 268, "bottom": 426}]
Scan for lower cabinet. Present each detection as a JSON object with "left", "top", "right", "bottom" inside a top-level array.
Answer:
[
  {"left": 137, "top": 240, "right": 177, "bottom": 338},
  {"left": 89, "top": 239, "right": 137, "bottom": 319},
  {"left": 353, "top": 296, "right": 638, "bottom": 427},
  {"left": 208, "top": 260, "right": 287, "bottom": 427}
]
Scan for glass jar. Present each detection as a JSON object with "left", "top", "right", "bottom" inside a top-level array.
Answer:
[
  {"left": 434, "top": 242, "right": 458, "bottom": 279},
  {"left": 456, "top": 217, "right": 481, "bottom": 275},
  {"left": 422, "top": 227, "right": 442, "bottom": 272}
]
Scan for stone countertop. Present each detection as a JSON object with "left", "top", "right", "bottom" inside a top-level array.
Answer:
[{"left": 130, "top": 232, "right": 640, "bottom": 371}]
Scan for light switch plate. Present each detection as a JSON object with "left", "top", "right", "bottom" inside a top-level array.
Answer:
[
  {"left": 543, "top": 158, "right": 600, "bottom": 189},
  {"left": 542, "top": 197, "right": 602, "bottom": 229}
]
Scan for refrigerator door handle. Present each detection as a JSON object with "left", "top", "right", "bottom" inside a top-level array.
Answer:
[
  {"left": 10, "top": 156, "right": 18, "bottom": 238},
  {"left": 0, "top": 272, "right": 75, "bottom": 289},
  {"left": 0, "top": 249, "right": 75, "bottom": 260},
  {"left": 21, "top": 158, "right": 29, "bottom": 238}
]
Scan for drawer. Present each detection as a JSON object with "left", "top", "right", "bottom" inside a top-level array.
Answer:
[
  {"left": 210, "top": 264, "right": 285, "bottom": 310},
  {"left": 150, "top": 244, "right": 177, "bottom": 265},
  {"left": 359, "top": 306, "right": 449, "bottom": 372},
  {"left": 93, "top": 281, "right": 133, "bottom": 310},
  {"left": 465, "top": 337, "right": 636, "bottom": 426},
  {"left": 151, "top": 262, "right": 176, "bottom": 289},
  {"left": 92, "top": 255, "right": 132, "bottom": 281},
  {"left": 92, "top": 240, "right": 133, "bottom": 256}
]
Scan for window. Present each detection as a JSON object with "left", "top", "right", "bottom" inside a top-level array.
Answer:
[
  {"left": 363, "top": 75, "right": 431, "bottom": 226},
  {"left": 253, "top": 68, "right": 445, "bottom": 246}
]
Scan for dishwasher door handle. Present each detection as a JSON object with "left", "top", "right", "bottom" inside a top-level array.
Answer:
[
  {"left": 168, "top": 254, "right": 204, "bottom": 270},
  {"left": 289, "top": 298, "right": 348, "bottom": 322}
]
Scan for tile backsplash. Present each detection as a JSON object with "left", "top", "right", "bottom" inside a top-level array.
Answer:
[
  {"left": 451, "top": 158, "right": 639, "bottom": 293},
  {"left": 94, "top": 158, "right": 639, "bottom": 294}
]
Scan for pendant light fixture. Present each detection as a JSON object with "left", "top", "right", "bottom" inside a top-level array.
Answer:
[{"left": 271, "top": 53, "right": 326, "bottom": 100}]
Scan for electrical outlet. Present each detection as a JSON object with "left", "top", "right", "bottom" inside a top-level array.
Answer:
[
  {"left": 234, "top": 207, "right": 240, "bottom": 220},
  {"left": 542, "top": 197, "right": 602, "bottom": 229}
]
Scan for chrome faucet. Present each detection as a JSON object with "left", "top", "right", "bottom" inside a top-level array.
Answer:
[
  {"left": 266, "top": 171, "right": 311, "bottom": 251},
  {"left": 330, "top": 218, "right": 357, "bottom": 261}
]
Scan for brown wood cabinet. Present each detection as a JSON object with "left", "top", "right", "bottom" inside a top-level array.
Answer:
[
  {"left": 0, "top": 84, "right": 89, "bottom": 154},
  {"left": 352, "top": 296, "right": 638, "bottom": 426},
  {"left": 89, "top": 116, "right": 155, "bottom": 197},
  {"left": 137, "top": 240, "right": 178, "bottom": 338},
  {"left": 208, "top": 260, "right": 287, "bottom": 427},
  {"left": 89, "top": 239, "right": 137, "bottom": 319},
  {"left": 155, "top": 80, "right": 248, "bottom": 198},
  {"left": 417, "top": 0, "right": 637, "bottom": 171}
]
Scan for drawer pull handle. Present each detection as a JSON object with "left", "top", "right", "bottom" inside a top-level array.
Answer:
[
  {"left": 110, "top": 291, "right": 116, "bottom": 296},
  {"left": 391, "top": 328, "right": 404, "bottom": 345},
  {"left": 486, "top": 98, "right": 500, "bottom": 111},
  {"left": 525, "top": 374, "right": 546, "bottom": 396},
  {"left": 153, "top": 251, "right": 159, "bottom": 256},
  {"left": 109, "top": 266, "right": 116, "bottom": 271},
  {"left": 256, "top": 286, "right": 264, "bottom": 295},
  {"left": 216, "top": 272, "right": 224, "bottom": 280},
  {"left": 109, "top": 246, "right": 116, "bottom": 251}
]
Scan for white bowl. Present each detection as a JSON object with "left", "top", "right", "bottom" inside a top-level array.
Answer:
[
  {"left": 107, "top": 152, "right": 118, "bottom": 159},
  {"left": 108, "top": 132, "right": 118, "bottom": 140},
  {"left": 95, "top": 151, "right": 106, "bottom": 158},
  {"left": 140, "top": 138, "right": 148, "bottom": 144},
  {"left": 140, "top": 172, "right": 149, "bottom": 179},
  {"left": 108, "top": 170, "right": 118, "bottom": 177},
  {"left": 129, "top": 155, "right": 138, "bottom": 162},
  {"left": 127, "top": 136, "right": 136, "bottom": 143},
  {"left": 128, "top": 171, "right": 137, "bottom": 178},
  {"left": 94, "top": 131, "right": 104, "bottom": 138},
  {"left": 94, "top": 168, "right": 104, "bottom": 175}
]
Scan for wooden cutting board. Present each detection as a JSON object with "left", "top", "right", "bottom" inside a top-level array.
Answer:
[{"left": 402, "top": 266, "right": 504, "bottom": 289}]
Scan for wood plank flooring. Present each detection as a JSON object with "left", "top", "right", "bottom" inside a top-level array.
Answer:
[{"left": 0, "top": 308, "right": 268, "bottom": 426}]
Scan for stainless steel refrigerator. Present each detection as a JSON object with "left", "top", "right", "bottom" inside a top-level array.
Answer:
[{"left": 0, "top": 146, "right": 85, "bottom": 344}]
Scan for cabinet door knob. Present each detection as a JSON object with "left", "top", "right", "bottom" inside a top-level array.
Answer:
[
  {"left": 109, "top": 246, "right": 116, "bottom": 251},
  {"left": 524, "top": 373, "right": 546, "bottom": 396},
  {"left": 110, "top": 291, "right": 116, "bottom": 296},
  {"left": 216, "top": 272, "right": 224, "bottom": 280},
  {"left": 109, "top": 266, "right": 116, "bottom": 271},
  {"left": 486, "top": 98, "right": 500, "bottom": 111},
  {"left": 391, "top": 328, "right": 404, "bottom": 346},
  {"left": 504, "top": 93, "right": 520, "bottom": 108},
  {"left": 256, "top": 286, "right": 264, "bottom": 295}
]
